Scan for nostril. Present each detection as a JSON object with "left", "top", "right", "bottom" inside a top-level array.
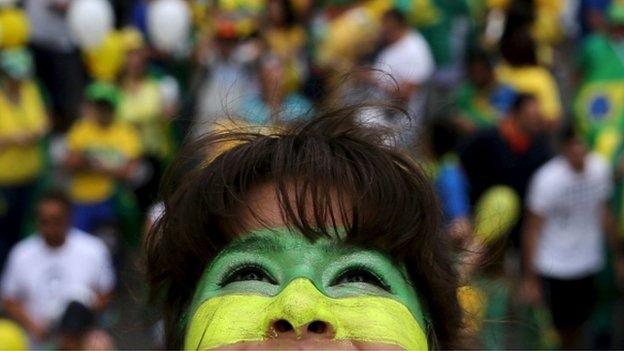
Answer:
[
  {"left": 307, "top": 320, "right": 328, "bottom": 334},
  {"left": 273, "top": 319, "right": 294, "bottom": 333}
]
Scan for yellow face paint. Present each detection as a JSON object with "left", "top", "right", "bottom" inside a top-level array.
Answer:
[{"left": 185, "top": 278, "right": 428, "bottom": 350}]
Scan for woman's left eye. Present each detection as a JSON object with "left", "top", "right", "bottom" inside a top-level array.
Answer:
[
  {"left": 331, "top": 268, "right": 390, "bottom": 292},
  {"left": 221, "top": 266, "right": 277, "bottom": 286}
]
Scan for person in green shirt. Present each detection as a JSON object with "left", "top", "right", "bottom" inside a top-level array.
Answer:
[
  {"left": 576, "top": 3, "right": 624, "bottom": 159},
  {"left": 578, "top": 3, "right": 624, "bottom": 84},
  {"left": 454, "top": 51, "right": 516, "bottom": 135}
]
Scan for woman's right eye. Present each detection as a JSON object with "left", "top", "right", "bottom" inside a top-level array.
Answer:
[{"left": 221, "top": 266, "right": 277, "bottom": 286}]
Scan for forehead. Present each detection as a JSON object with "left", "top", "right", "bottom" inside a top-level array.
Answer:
[
  {"left": 38, "top": 200, "right": 69, "bottom": 216},
  {"left": 237, "top": 182, "right": 350, "bottom": 234}
]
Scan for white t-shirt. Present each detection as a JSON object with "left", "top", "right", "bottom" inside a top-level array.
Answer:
[
  {"left": 1, "top": 228, "right": 115, "bottom": 326},
  {"left": 25, "top": 0, "right": 76, "bottom": 51},
  {"left": 374, "top": 31, "right": 435, "bottom": 87},
  {"left": 374, "top": 31, "right": 434, "bottom": 113},
  {"left": 527, "top": 154, "right": 612, "bottom": 279}
]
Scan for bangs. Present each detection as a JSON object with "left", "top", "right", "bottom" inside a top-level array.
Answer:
[{"left": 158, "top": 109, "right": 438, "bottom": 260}]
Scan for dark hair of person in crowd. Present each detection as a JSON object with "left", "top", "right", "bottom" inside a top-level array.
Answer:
[
  {"left": 427, "top": 118, "right": 459, "bottom": 160},
  {"left": 500, "top": 27, "right": 538, "bottom": 67},
  {"left": 383, "top": 8, "right": 408, "bottom": 27},
  {"left": 558, "top": 123, "right": 582, "bottom": 145},
  {"left": 466, "top": 50, "right": 495, "bottom": 89},
  {"left": 267, "top": 0, "right": 297, "bottom": 28},
  {"left": 466, "top": 50, "right": 494, "bottom": 71},
  {"left": 503, "top": 0, "right": 535, "bottom": 37},
  {"left": 510, "top": 92, "right": 537, "bottom": 115},
  {"left": 39, "top": 190, "right": 72, "bottom": 212},
  {"left": 144, "top": 106, "right": 464, "bottom": 348},
  {"left": 57, "top": 301, "right": 95, "bottom": 350},
  {"left": 92, "top": 99, "right": 116, "bottom": 117}
]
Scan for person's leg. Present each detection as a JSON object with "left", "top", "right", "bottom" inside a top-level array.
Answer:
[{"left": 542, "top": 275, "right": 597, "bottom": 349}]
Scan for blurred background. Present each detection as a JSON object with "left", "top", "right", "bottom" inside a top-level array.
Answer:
[{"left": 0, "top": 0, "right": 623, "bottom": 349}]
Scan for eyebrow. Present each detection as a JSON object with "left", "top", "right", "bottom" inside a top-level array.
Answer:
[
  {"left": 222, "top": 235, "right": 285, "bottom": 254},
  {"left": 222, "top": 231, "right": 363, "bottom": 255}
]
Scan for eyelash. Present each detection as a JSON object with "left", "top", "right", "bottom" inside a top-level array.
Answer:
[
  {"left": 330, "top": 265, "right": 392, "bottom": 292},
  {"left": 219, "top": 264, "right": 278, "bottom": 287}
]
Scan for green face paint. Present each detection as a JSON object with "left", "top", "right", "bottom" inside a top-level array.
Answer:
[{"left": 185, "top": 228, "right": 428, "bottom": 350}]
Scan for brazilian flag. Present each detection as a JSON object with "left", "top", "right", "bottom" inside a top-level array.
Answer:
[{"left": 574, "top": 80, "right": 624, "bottom": 158}]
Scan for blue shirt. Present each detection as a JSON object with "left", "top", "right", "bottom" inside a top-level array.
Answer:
[{"left": 435, "top": 160, "right": 470, "bottom": 222}]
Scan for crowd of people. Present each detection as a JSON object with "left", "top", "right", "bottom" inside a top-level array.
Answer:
[{"left": 0, "top": 0, "right": 624, "bottom": 349}]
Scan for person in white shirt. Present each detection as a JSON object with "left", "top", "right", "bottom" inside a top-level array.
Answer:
[
  {"left": 373, "top": 9, "right": 435, "bottom": 117},
  {"left": 1, "top": 191, "right": 115, "bottom": 345},
  {"left": 521, "top": 126, "right": 624, "bottom": 349},
  {"left": 25, "top": 0, "right": 84, "bottom": 130}
]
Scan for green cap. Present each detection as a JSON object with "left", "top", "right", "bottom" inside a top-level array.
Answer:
[
  {"left": 0, "top": 48, "right": 33, "bottom": 80},
  {"left": 86, "top": 82, "right": 120, "bottom": 109},
  {"left": 608, "top": 1, "right": 624, "bottom": 24}
]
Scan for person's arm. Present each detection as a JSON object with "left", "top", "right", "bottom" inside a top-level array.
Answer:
[
  {"left": 520, "top": 210, "right": 545, "bottom": 304},
  {"left": 1, "top": 249, "right": 48, "bottom": 340},
  {"left": 92, "top": 240, "right": 116, "bottom": 313},
  {"left": 2, "top": 298, "right": 48, "bottom": 341}
]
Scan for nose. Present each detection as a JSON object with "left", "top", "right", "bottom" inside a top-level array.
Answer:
[{"left": 270, "top": 319, "right": 334, "bottom": 339}]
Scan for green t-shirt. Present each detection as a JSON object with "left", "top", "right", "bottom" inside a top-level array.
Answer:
[
  {"left": 579, "top": 33, "right": 624, "bottom": 83},
  {"left": 417, "top": 0, "right": 470, "bottom": 67},
  {"left": 455, "top": 83, "right": 498, "bottom": 129}
]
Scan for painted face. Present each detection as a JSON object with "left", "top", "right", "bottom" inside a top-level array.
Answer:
[{"left": 185, "top": 228, "right": 428, "bottom": 350}]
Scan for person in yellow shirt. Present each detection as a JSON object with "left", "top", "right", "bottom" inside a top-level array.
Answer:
[
  {"left": 118, "top": 28, "right": 175, "bottom": 212},
  {"left": 262, "top": 0, "right": 307, "bottom": 93},
  {"left": 497, "top": 27, "right": 562, "bottom": 129},
  {"left": 65, "top": 83, "right": 141, "bottom": 233},
  {"left": 0, "top": 49, "right": 48, "bottom": 269},
  {"left": 315, "top": 0, "right": 391, "bottom": 74}
]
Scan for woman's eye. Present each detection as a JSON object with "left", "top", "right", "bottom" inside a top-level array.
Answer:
[
  {"left": 221, "top": 266, "right": 277, "bottom": 286},
  {"left": 332, "top": 268, "right": 390, "bottom": 292}
]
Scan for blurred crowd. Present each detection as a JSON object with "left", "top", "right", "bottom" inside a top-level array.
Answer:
[{"left": 0, "top": 0, "right": 624, "bottom": 349}]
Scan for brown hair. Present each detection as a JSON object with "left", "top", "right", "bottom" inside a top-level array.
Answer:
[{"left": 144, "top": 106, "right": 464, "bottom": 348}]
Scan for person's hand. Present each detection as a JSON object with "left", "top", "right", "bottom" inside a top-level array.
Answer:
[{"left": 519, "top": 276, "right": 543, "bottom": 305}]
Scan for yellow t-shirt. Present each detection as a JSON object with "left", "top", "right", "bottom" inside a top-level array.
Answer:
[
  {"left": 264, "top": 26, "right": 307, "bottom": 92},
  {"left": 118, "top": 79, "right": 169, "bottom": 158},
  {"left": 67, "top": 118, "right": 141, "bottom": 204},
  {"left": 0, "top": 81, "right": 48, "bottom": 185},
  {"left": 496, "top": 64, "right": 562, "bottom": 122},
  {"left": 317, "top": 0, "right": 392, "bottom": 71}
]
